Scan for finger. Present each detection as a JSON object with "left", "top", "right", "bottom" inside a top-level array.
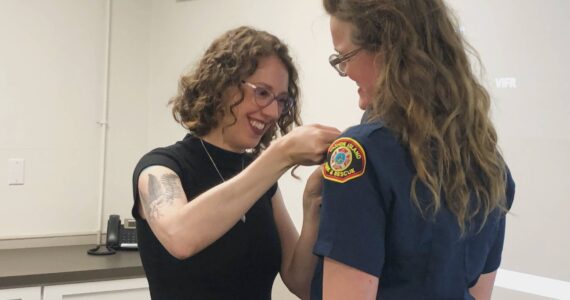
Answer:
[
  {"left": 308, "top": 123, "right": 341, "bottom": 133},
  {"left": 317, "top": 135, "right": 338, "bottom": 150},
  {"left": 320, "top": 128, "right": 342, "bottom": 139}
]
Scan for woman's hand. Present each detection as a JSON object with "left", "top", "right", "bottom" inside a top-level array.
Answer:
[
  {"left": 278, "top": 124, "right": 340, "bottom": 167},
  {"left": 303, "top": 167, "right": 324, "bottom": 222}
]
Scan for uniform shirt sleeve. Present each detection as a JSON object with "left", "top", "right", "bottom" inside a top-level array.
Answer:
[
  {"left": 482, "top": 167, "right": 516, "bottom": 273},
  {"left": 482, "top": 216, "right": 505, "bottom": 273},
  {"left": 313, "top": 136, "right": 386, "bottom": 277}
]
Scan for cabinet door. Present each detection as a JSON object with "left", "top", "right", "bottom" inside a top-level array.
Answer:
[
  {"left": 0, "top": 286, "right": 41, "bottom": 300},
  {"left": 42, "top": 278, "right": 149, "bottom": 300}
]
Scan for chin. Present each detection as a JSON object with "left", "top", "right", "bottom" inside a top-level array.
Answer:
[
  {"left": 245, "top": 137, "right": 263, "bottom": 149},
  {"left": 358, "top": 96, "right": 370, "bottom": 110}
]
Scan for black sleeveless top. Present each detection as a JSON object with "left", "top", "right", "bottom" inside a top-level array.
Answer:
[{"left": 132, "top": 134, "right": 281, "bottom": 300}]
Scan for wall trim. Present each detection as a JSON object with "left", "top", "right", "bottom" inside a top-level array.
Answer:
[
  {"left": 496, "top": 268, "right": 570, "bottom": 299},
  {"left": 0, "top": 233, "right": 102, "bottom": 250}
]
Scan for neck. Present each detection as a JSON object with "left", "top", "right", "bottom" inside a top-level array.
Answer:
[{"left": 201, "top": 129, "right": 245, "bottom": 153}]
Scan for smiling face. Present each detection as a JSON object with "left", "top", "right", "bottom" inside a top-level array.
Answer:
[
  {"left": 204, "top": 55, "right": 289, "bottom": 152},
  {"left": 330, "top": 16, "right": 380, "bottom": 110}
]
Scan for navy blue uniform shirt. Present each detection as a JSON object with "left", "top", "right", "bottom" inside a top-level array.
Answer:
[{"left": 311, "top": 122, "right": 515, "bottom": 300}]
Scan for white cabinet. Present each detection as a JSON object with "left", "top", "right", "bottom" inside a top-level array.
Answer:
[
  {"left": 0, "top": 286, "right": 41, "bottom": 300},
  {"left": 42, "top": 278, "right": 150, "bottom": 300},
  {"left": 0, "top": 278, "right": 149, "bottom": 300}
]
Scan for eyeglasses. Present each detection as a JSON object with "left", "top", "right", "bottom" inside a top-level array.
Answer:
[
  {"left": 241, "top": 81, "right": 294, "bottom": 116},
  {"left": 329, "top": 48, "right": 362, "bottom": 77}
]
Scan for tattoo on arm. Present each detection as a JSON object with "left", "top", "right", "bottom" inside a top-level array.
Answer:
[
  {"left": 161, "top": 173, "right": 181, "bottom": 200},
  {"left": 148, "top": 173, "right": 161, "bottom": 201},
  {"left": 142, "top": 172, "right": 184, "bottom": 221}
]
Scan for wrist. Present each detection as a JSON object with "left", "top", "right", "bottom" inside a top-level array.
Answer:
[
  {"left": 267, "top": 137, "right": 294, "bottom": 169},
  {"left": 301, "top": 213, "right": 320, "bottom": 235}
]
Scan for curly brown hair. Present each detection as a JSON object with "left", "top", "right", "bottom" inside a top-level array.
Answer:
[
  {"left": 170, "top": 26, "right": 301, "bottom": 155},
  {"left": 324, "top": 0, "right": 508, "bottom": 233}
]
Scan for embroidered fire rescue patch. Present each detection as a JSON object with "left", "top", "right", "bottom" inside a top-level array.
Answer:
[{"left": 322, "top": 137, "right": 366, "bottom": 183}]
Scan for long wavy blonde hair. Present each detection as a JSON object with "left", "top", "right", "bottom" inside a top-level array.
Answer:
[{"left": 324, "top": 0, "right": 507, "bottom": 232}]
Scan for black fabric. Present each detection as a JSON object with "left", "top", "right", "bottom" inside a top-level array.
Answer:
[{"left": 132, "top": 134, "right": 281, "bottom": 300}]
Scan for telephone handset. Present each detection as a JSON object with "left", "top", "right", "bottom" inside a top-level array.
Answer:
[
  {"left": 87, "top": 214, "right": 138, "bottom": 256},
  {"left": 106, "top": 214, "right": 138, "bottom": 250}
]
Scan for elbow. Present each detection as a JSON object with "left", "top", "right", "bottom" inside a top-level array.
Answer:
[
  {"left": 282, "top": 274, "right": 310, "bottom": 300},
  {"left": 295, "top": 285, "right": 311, "bottom": 300},
  {"left": 161, "top": 228, "right": 198, "bottom": 260},
  {"left": 166, "top": 243, "right": 195, "bottom": 260},
  {"left": 295, "top": 289, "right": 310, "bottom": 300},
  {"left": 290, "top": 285, "right": 310, "bottom": 300}
]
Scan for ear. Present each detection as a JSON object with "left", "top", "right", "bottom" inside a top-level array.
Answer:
[{"left": 372, "top": 51, "right": 384, "bottom": 68}]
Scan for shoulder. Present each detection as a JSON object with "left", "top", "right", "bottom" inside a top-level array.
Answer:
[
  {"left": 335, "top": 122, "right": 403, "bottom": 163},
  {"left": 136, "top": 146, "right": 180, "bottom": 173},
  {"left": 323, "top": 122, "right": 410, "bottom": 185},
  {"left": 342, "top": 122, "right": 399, "bottom": 148},
  {"left": 323, "top": 122, "right": 391, "bottom": 184},
  {"left": 142, "top": 134, "right": 195, "bottom": 161},
  {"left": 134, "top": 134, "right": 197, "bottom": 179},
  {"left": 343, "top": 122, "right": 385, "bottom": 139}
]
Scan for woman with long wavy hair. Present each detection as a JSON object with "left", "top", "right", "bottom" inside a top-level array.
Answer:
[{"left": 312, "top": 0, "right": 515, "bottom": 299}]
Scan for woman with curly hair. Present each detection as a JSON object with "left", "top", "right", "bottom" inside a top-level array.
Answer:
[
  {"left": 311, "top": 0, "right": 515, "bottom": 299},
  {"left": 132, "top": 26, "right": 339, "bottom": 299}
]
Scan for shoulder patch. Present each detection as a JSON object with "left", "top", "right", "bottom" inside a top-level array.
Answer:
[{"left": 322, "top": 137, "right": 366, "bottom": 183}]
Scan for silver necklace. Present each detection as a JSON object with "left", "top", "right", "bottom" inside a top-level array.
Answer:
[{"left": 200, "top": 138, "right": 246, "bottom": 223}]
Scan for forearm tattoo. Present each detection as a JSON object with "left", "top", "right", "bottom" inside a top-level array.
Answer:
[{"left": 143, "top": 173, "right": 183, "bottom": 220}]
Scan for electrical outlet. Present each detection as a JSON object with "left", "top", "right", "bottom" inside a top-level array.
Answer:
[{"left": 9, "top": 158, "right": 25, "bottom": 185}]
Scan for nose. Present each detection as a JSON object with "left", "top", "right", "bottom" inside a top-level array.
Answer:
[{"left": 261, "top": 99, "right": 280, "bottom": 120}]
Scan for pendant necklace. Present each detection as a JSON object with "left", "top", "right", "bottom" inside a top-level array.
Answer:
[{"left": 200, "top": 138, "right": 246, "bottom": 223}]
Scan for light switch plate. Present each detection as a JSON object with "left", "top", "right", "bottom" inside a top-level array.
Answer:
[{"left": 8, "top": 158, "right": 25, "bottom": 185}]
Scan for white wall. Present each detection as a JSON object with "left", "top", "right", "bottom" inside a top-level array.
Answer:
[
  {"left": 0, "top": 0, "right": 107, "bottom": 238},
  {"left": 101, "top": 0, "right": 151, "bottom": 234},
  {"left": 1, "top": 0, "right": 569, "bottom": 299},
  {"left": 448, "top": 0, "right": 570, "bottom": 293}
]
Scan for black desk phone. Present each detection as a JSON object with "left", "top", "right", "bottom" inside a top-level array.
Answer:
[{"left": 106, "top": 214, "right": 138, "bottom": 250}]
